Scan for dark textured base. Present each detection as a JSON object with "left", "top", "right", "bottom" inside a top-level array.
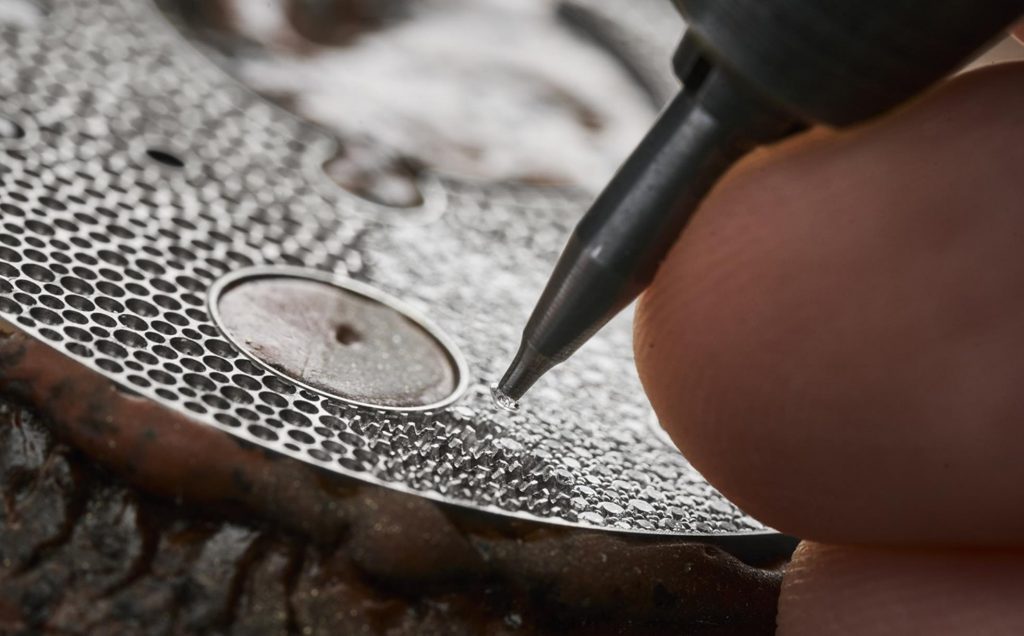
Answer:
[
  {"left": 0, "top": 396, "right": 783, "bottom": 635},
  {"left": 0, "top": 397, "right": 516, "bottom": 635}
]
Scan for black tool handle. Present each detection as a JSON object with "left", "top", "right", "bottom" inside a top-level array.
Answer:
[
  {"left": 498, "top": 1, "right": 1024, "bottom": 401},
  {"left": 674, "top": 0, "right": 1024, "bottom": 125}
]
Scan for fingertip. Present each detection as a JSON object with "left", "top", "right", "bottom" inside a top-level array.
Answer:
[
  {"left": 634, "top": 63, "right": 1024, "bottom": 545},
  {"left": 778, "top": 542, "right": 1024, "bottom": 636}
]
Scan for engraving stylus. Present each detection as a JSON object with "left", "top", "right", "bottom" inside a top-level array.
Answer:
[{"left": 497, "top": 0, "right": 1024, "bottom": 405}]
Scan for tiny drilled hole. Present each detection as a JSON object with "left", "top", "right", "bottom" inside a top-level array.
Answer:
[
  {"left": 334, "top": 323, "right": 361, "bottom": 345},
  {"left": 145, "top": 148, "right": 185, "bottom": 169}
]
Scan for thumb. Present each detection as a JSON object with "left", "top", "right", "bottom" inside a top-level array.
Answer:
[
  {"left": 778, "top": 542, "right": 1024, "bottom": 635},
  {"left": 634, "top": 62, "right": 1024, "bottom": 545}
]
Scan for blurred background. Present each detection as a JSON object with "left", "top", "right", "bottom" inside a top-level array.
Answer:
[{"left": 156, "top": 0, "right": 683, "bottom": 206}]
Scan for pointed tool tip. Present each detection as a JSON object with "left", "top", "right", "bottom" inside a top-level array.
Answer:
[
  {"left": 490, "top": 383, "right": 520, "bottom": 412},
  {"left": 494, "top": 343, "right": 558, "bottom": 407}
]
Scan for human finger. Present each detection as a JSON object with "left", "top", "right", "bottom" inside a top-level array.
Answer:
[{"left": 634, "top": 62, "right": 1024, "bottom": 545}]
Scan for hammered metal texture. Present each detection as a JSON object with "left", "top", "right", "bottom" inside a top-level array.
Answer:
[{"left": 0, "top": 0, "right": 770, "bottom": 536}]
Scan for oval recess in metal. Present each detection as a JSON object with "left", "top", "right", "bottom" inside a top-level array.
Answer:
[{"left": 209, "top": 265, "right": 469, "bottom": 412}]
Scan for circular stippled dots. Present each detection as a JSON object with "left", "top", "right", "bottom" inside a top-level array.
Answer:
[
  {"left": 0, "top": 117, "right": 24, "bottom": 140},
  {"left": 0, "top": 0, "right": 773, "bottom": 538},
  {"left": 211, "top": 268, "right": 466, "bottom": 410}
]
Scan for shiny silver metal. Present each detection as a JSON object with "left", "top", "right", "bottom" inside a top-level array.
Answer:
[
  {"left": 209, "top": 265, "right": 470, "bottom": 413},
  {"left": 0, "top": 0, "right": 775, "bottom": 539}
]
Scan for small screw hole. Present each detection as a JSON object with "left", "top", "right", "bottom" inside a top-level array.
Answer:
[
  {"left": 145, "top": 148, "right": 185, "bottom": 168},
  {"left": 334, "top": 323, "right": 361, "bottom": 345}
]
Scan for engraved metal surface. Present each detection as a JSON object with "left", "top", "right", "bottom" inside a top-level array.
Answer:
[{"left": 0, "top": 0, "right": 770, "bottom": 536}]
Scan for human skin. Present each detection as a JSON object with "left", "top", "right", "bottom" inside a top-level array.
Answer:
[{"left": 634, "top": 58, "right": 1024, "bottom": 634}]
